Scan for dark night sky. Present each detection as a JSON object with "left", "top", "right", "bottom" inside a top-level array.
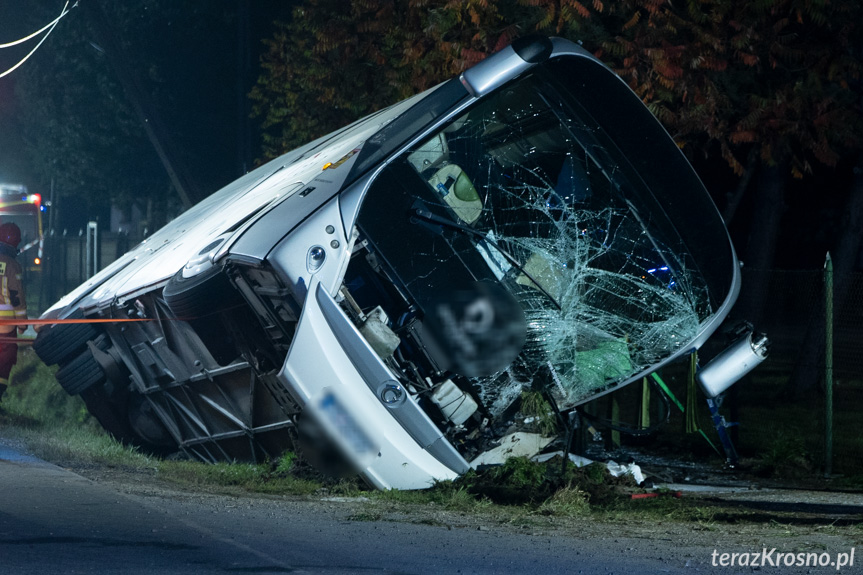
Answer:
[
  {"left": 0, "top": 1, "right": 57, "bottom": 183},
  {"left": 0, "top": 1, "right": 293, "bottom": 216}
]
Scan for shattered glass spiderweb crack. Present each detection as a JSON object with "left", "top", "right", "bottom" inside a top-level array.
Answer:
[{"left": 450, "top": 124, "right": 707, "bottom": 412}]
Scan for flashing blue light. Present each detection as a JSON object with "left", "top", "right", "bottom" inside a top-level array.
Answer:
[
  {"left": 40, "top": 206, "right": 46, "bottom": 212},
  {"left": 647, "top": 268, "right": 657, "bottom": 273},
  {"left": 659, "top": 266, "right": 669, "bottom": 271}
]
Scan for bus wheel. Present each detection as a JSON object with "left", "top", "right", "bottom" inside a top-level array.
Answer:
[
  {"left": 55, "top": 345, "right": 106, "bottom": 396},
  {"left": 33, "top": 309, "right": 99, "bottom": 366},
  {"left": 162, "top": 264, "right": 240, "bottom": 319}
]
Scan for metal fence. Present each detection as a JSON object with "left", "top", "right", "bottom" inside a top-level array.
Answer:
[
  {"left": 586, "top": 265, "right": 863, "bottom": 480},
  {"left": 731, "top": 266, "right": 863, "bottom": 478}
]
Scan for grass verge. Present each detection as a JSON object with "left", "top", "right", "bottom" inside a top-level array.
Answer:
[{"left": 3, "top": 349, "right": 860, "bottom": 530}]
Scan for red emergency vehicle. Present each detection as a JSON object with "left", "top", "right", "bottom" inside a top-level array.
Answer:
[{"left": 0, "top": 183, "right": 44, "bottom": 270}]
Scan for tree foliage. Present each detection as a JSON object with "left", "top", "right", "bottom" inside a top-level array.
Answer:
[
  {"left": 557, "top": 0, "right": 862, "bottom": 177},
  {"left": 249, "top": 0, "right": 535, "bottom": 161},
  {"left": 252, "top": 0, "right": 862, "bottom": 178}
]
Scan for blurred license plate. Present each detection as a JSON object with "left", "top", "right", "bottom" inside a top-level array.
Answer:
[{"left": 318, "top": 391, "right": 377, "bottom": 458}]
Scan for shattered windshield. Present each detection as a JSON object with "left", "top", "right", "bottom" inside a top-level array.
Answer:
[{"left": 355, "top": 61, "right": 727, "bottom": 413}]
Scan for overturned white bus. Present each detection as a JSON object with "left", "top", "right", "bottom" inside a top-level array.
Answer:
[{"left": 35, "top": 37, "right": 748, "bottom": 489}]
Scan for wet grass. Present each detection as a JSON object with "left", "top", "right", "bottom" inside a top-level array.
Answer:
[
  {"left": 157, "top": 459, "right": 321, "bottom": 495},
  {"left": 1, "top": 349, "right": 96, "bottom": 431},
  {"left": 374, "top": 480, "right": 493, "bottom": 513},
  {"left": 520, "top": 390, "right": 558, "bottom": 435},
  {"left": 0, "top": 349, "right": 151, "bottom": 469},
  {"left": 537, "top": 485, "right": 591, "bottom": 516}
]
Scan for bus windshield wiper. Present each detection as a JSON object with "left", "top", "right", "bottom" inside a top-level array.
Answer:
[{"left": 410, "top": 203, "right": 562, "bottom": 310}]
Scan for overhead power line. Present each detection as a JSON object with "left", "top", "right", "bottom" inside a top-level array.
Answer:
[
  {"left": 0, "top": 1, "right": 72, "bottom": 78},
  {"left": 0, "top": 1, "right": 72, "bottom": 48}
]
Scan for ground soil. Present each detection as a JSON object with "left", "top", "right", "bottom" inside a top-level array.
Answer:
[{"left": 60, "top": 455, "right": 863, "bottom": 556}]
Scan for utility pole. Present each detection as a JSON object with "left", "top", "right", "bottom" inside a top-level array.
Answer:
[
  {"left": 79, "top": 0, "right": 200, "bottom": 209},
  {"left": 237, "top": 0, "right": 251, "bottom": 176},
  {"left": 824, "top": 252, "right": 833, "bottom": 477}
]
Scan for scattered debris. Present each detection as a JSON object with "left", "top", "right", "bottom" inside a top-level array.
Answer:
[
  {"left": 470, "top": 433, "right": 555, "bottom": 468},
  {"left": 534, "top": 451, "right": 645, "bottom": 485},
  {"left": 631, "top": 491, "right": 682, "bottom": 500}
]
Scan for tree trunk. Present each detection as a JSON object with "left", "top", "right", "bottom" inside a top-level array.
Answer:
[
  {"left": 81, "top": 0, "right": 201, "bottom": 209},
  {"left": 733, "top": 158, "right": 789, "bottom": 330},
  {"left": 723, "top": 148, "right": 758, "bottom": 225},
  {"left": 784, "top": 154, "right": 863, "bottom": 398}
]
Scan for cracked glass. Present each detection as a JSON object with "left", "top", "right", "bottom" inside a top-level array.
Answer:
[{"left": 353, "top": 65, "right": 723, "bottom": 416}]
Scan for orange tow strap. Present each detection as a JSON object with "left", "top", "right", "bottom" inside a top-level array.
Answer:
[
  {"left": 0, "top": 317, "right": 154, "bottom": 346},
  {"left": 0, "top": 318, "right": 151, "bottom": 326}
]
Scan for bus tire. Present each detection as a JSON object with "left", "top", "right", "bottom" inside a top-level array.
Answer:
[
  {"left": 33, "top": 309, "right": 99, "bottom": 366},
  {"left": 162, "top": 265, "right": 240, "bottom": 319},
  {"left": 55, "top": 347, "right": 106, "bottom": 396}
]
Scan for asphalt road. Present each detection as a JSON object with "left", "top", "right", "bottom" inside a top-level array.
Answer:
[
  {"left": 3, "top": 440, "right": 858, "bottom": 574},
  {"left": 0, "top": 441, "right": 709, "bottom": 575}
]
